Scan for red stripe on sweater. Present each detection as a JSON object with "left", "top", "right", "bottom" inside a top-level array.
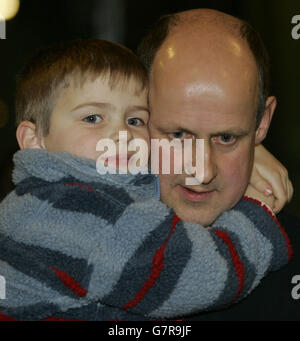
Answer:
[
  {"left": 64, "top": 182, "right": 94, "bottom": 192},
  {"left": 243, "top": 196, "right": 293, "bottom": 261},
  {"left": 213, "top": 229, "right": 245, "bottom": 304},
  {"left": 50, "top": 266, "right": 87, "bottom": 297},
  {"left": 0, "top": 310, "right": 16, "bottom": 321},
  {"left": 122, "top": 214, "right": 181, "bottom": 310}
]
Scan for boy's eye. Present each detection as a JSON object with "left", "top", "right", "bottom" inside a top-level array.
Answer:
[
  {"left": 127, "top": 117, "right": 144, "bottom": 126},
  {"left": 214, "top": 134, "right": 237, "bottom": 145},
  {"left": 83, "top": 114, "right": 102, "bottom": 124}
]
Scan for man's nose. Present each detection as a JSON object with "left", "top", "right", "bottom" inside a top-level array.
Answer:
[
  {"left": 184, "top": 139, "right": 217, "bottom": 185},
  {"left": 201, "top": 143, "right": 217, "bottom": 185}
]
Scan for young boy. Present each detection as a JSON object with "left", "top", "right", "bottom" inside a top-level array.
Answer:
[{"left": 0, "top": 39, "right": 292, "bottom": 321}]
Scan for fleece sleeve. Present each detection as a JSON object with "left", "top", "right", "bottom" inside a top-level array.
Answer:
[
  {"left": 0, "top": 180, "right": 292, "bottom": 321},
  {"left": 85, "top": 196, "right": 291, "bottom": 319}
]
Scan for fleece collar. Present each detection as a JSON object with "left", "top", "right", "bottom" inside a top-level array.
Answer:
[{"left": 12, "top": 149, "right": 158, "bottom": 200}]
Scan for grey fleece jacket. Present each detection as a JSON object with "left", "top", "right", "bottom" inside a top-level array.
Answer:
[{"left": 0, "top": 149, "right": 292, "bottom": 321}]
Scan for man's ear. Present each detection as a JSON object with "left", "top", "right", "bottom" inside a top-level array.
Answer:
[
  {"left": 16, "top": 121, "right": 46, "bottom": 150},
  {"left": 255, "top": 96, "right": 277, "bottom": 145}
]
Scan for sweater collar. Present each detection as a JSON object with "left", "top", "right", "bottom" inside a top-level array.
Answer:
[{"left": 12, "top": 149, "right": 158, "bottom": 199}]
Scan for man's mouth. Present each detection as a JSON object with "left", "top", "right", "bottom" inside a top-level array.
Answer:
[{"left": 177, "top": 185, "right": 215, "bottom": 202}]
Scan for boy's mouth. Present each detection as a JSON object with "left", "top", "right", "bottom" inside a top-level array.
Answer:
[{"left": 99, "top": 154, "right": 134, "bottom": 168}]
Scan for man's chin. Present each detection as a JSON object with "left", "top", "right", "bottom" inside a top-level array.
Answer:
[{"left": 174, "top": 207, "right": 220, "bottom": 227}]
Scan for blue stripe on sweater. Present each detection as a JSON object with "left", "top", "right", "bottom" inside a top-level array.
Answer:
[
  {"left": 234, "top": 199, "right": 289, "bottom": 270},
  {"left": 0, "top": 234, "right": 92, "bottom": 299},
  {"left": 130, "top": 220, "right": 192, "bottom": 316},
  {"left": 52, "top": 302, "right": 154, "bottom": 321},
  {"left": 15, "top": 176, "right": 134, "bottom": 225},
  {"left": 101, "top": 212, "right": 174, "bottom": 308},
  {"left": 101, "top": 212, "right": 191, "bottom": 315},
  {"left": 0, "top": 302, "right": 61, "bottom": 321}
]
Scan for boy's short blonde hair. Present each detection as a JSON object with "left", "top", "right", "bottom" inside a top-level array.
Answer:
[{"left": 16, "top": 38, "right": 148, "bottom": 137}]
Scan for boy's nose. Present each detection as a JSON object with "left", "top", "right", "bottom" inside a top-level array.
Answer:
[{"left": 111, "top": 125, "right": 134, "bottom": 144}]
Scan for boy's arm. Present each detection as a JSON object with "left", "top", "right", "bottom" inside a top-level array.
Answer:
[
  {"left": 0, "top": 180, "right": 291, "bottom": 321},
  {"left": 88, "top": 195, "right": 290, "bottom": 319}
]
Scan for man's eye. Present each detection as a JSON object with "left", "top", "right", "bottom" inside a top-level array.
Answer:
[
  {"left": 83, "top": 114, "right": 102, "bottom": 124},
  {"left": 169, "top": 131, "right": 186, "bottom": 140},
  {"left": 215, "top": 134, "right": 237, "bottom": 145},
  {"left": 127, "top": 117, "right": 144, "bottom": 126}
]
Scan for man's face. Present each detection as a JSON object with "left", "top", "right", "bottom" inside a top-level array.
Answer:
[{"left": 149, "top": 33, "right": 265, "bottom": 225}]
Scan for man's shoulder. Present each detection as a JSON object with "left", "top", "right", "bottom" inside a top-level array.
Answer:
[
  {"left": 277, "top": 210, "right": 300, "bottom": 261},
  {"left": 185, "top": 209, "right": 300, "bottom": 321},
  {"left": 277, "top": 209, "right": 300, "bottom": 233}
]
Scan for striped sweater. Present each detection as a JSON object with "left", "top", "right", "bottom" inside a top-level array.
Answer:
[{"left": 0, "top": 149, "right": 292, "bottom": 321}]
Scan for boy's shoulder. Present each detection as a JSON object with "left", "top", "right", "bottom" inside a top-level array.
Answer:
[{"left": 0, "top": 149, "right": 159, "bottom": 240}]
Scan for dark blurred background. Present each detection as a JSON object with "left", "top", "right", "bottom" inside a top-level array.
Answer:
[{"left": 0, "top": 0, "right": 299, "bottom": 215}]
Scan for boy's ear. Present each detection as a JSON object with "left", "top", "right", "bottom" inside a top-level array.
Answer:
[
  {"left": 16, "top": 121, "right": 45, "bottom": 150},
  {"left": 255, "top": 96, "right": 277, "bottom": 145}
]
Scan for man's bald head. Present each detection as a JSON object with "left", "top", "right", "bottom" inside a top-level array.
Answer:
[{"left": 137, "top": 9, "right": 270, "bottom": 126}]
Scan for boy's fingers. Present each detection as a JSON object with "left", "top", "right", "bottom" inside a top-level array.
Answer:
[
  {"left": 245, "top": 184, "right": 275, "bottom": 210},
  {"left": 252, "top": 178, "right": 273, "bottom": 195},
  {"left": 267, "top": 172, "right": 288, "bottom": 214},
  {"left": 286, "top": 179, "right": 294, "bottom": 203},
  {"left": 273, "top": 186, "right": 288, "bottom": 214},
  {"left": 250, "top": 170, "right": 273, "bottom": 194},
  {"left": 273, "top": 199, "right": 284, "bottom": 214},
  {"left": 279, "top": 167, "right": 293, "bottom": 202},
  {"left": 278, "top": 173, "right": 293, "bottom": 204}
]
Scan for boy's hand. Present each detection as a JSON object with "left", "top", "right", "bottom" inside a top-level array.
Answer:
[
  {"left": 245, "top": 184, "right": 275, "bottom": 212},
  {"left": 249, "top": 144, "right": 293, "bottom": 214}
]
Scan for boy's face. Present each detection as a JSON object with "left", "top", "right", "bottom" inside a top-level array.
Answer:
[{"left": 42, "top": 76, "right": 150, "bottom": 163}]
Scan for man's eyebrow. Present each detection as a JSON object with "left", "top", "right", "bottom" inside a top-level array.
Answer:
[
  {"left": 156, "top": 125, "right": 250, "bottom": 137},
  {"left": 211, "top": 128, "right": 250, "bottom": 137},
  {"left": 71, "top": 102, "right": 115, "bottom": 112}
]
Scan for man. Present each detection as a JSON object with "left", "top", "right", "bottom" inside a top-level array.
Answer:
[{"left": 137, "top": 9, "right": 300, "bottom": 320}]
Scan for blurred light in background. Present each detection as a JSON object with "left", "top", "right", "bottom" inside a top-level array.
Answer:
[
  {"left": 0, "top": 0, "right": 20, "bottom": 20},
  {"left": 0, "top": 100, "right": 9, "bottom": 128}
]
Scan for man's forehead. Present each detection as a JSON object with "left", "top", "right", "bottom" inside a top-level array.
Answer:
[
  {"left": 151, "top": 48, "right": 257, "bottom": 92},
  {"left": 150, "top": 17, "right": 258, "bottom": 91},
  {"left": 149, "top": 54, "right": 258, "bottom": 129},
  {"left": 149, "top": 75, "right": 257, "bottom": 119},
  {"left": 149, "top": 102, "right": 254, "bottom": 135}
]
